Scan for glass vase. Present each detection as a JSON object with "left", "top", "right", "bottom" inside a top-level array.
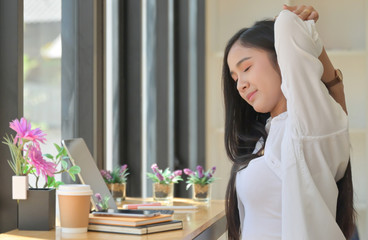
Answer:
[
  {"left": 192, "top": 184, "right": 211, "bottom": 202},
  {"left": 108, "top": 182, "right": 126, "bottom": 202},
  {"left": 153, "top": 182, "right": 174, "bottom": 202}
]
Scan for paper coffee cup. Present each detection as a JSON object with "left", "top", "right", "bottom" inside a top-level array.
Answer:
[{"left": 57, "top": 184, "right": 93, "bottom": 233}]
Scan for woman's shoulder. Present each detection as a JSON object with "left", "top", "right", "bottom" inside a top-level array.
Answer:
[{"left": 237, "top": 156, "right": 265, "bottom": 175}]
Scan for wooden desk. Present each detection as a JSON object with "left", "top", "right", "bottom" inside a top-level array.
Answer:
[{"left": 0, "top": 198, "right": 226, "bottom": 240}]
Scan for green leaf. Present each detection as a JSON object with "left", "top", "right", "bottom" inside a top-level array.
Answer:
[
  {"left": 44, "top": 153, "right": 54, "bottom": 160},
  {"left": 61, "top": 160, "right": 68, "bottom": 170},
  {"left": 62, "top": 148, "right": 68, "bottom": 157},
  {"left": 172, "top": 176, "right": 183, "bottom": 183},
  {"left": 54, "top": 143, "right": 62, "bottom": 152},
  {"left": 47, "top": 176, "right": 53, "bottom": 184},
  {"left": 69, "top": 172, "right": 76, "bottom": 181},
  {"left": 57, "top": 147, "right": 66, "bottom": 158},
  {"left": 163, "top": 168, "right": 170, "bottom": 176},
  {"left": 68, "top": 165, "right": 81, "bottom": 174},
  {"left": 147, "top": 172, "right": 156, "bottom": 178},
  {"left": 47, "top": 176, "right": 56, "bottom": 187},
  {"left": 7, "top": 159, "right": 16, "bottom": 174},
  {"left": 200, "top": 177, "right": 206, "bottom": 185},
  {"left": 54, "top": 181, "right": 64, "bottom": 188}
]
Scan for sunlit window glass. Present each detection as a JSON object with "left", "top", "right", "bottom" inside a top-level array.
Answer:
[{"left": 24, "top": 0, "right": 61, "bottom": 171}]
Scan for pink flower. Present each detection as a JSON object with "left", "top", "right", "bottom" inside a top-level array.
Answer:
[
  {"left": 100, "top": 169, "right": 108, "bottom": 176},
  {"left": 174, "top": 170, "right": 182, "bottom": 176},
  {"left": 105, "top": 171, "right": 112, "bottom": 180},
  {"left": 10, "top": 118, "right": 46, "bottom": 148},
  {"left": 96, "top": 204, "right": 103, "bottom": 211},
  {"left": 95, "top": 193, "right": 102, "bottom": 202},
  {"left": 151, "top": 163, "right": 159, "bottom": 173},
  {"left": 155, "top": 172, "right": 164, "bottom": 181},
  {"left": 120, "top": 164, "right": 128, "bottom": 173},
  {"left": 196, "top": 165, "right": 204, "bottom": 178},
  {"left": 184, "top": 168, "right": 194, "bottom": 175},
  {"left": 27, "top": 146, "right": 57, "bottom": 179},
  {"left": 206, "top": 166, "right": 216, "bottom": 178},
  {"left": 100, "top": 170, "right": 112, "bottom": 180}
]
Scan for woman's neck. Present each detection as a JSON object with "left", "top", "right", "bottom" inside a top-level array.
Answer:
[{"left": 270, "top": 96, "right": 287, "bottom": 118}]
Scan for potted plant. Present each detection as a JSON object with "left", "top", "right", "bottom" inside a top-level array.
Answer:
[
  {"left": 94, "top": 193, "right": 110, "bottom": 211},
  {"left": 3, "top": 118, "right": 47, "bottom": 200},
  {"left": 147, "top": 163, "right": 183, "bottom": 202},
  {"left": 183, "top": 165, "right": 216, "bottom": 202},
  {"left": 100, "top": 164, "right": 129, "bottom": 202},
  {"left": 2, "top": 117, "right": 81, "bottom": 230}
]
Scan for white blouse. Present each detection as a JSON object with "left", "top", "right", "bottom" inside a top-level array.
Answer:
[{"left": 236, "top": 10, "right": 350, "bottom": 240}]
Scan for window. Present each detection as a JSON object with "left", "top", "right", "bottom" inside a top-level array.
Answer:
[
  {"left": 24, "top": 0, "right": 62, "bottom": 185},
  {"left": 23, "top": 0, "right": 61, "bottom": 156}
]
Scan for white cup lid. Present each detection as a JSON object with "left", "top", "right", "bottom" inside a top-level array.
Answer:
[{"left": 57, "top": 184, "right": 93, "bottom": 196}]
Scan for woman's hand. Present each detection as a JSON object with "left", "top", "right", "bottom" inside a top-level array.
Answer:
[{"left": 283, "top": 4, "right": 319, "bottom": 22}]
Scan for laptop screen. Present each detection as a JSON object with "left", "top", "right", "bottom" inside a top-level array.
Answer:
[{"left": 62, "top": 138, "right": 117, "bottom": 210}]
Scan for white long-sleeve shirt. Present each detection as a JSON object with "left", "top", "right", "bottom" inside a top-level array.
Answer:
[{"left": 236, "top": 10, "right": 350, "bottom": 240}]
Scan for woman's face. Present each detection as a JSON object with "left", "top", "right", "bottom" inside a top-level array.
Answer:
[{"left": 227, "top": 42, "right": 286, "bottom": 117}]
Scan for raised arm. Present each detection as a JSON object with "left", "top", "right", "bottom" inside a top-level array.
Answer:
[
  {"left": 275, "top": 9, "right": 348, "bottom": 136},
  {"left": 283, "top": 4, "right": 347, "bottom": 114},
  {"left": 318, "top": 48, "right": 347, "bottom": 114}
]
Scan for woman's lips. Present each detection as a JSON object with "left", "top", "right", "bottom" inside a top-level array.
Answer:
[{"left": 246, "top": 90, "right": 257, "bottom": 101}]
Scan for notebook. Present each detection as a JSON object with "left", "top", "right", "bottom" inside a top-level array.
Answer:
[
  {"left": 88, "top": 220, "right": 183, "bottom": 235},
  {"left": 88, "top": 214, "right": 173, "bottom": 227}
]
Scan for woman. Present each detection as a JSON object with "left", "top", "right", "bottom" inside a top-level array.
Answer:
[{"left": 223, "top": 4, "right": 355, "bottom": 240}]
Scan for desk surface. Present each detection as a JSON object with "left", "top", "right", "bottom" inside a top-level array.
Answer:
[{"left": 0, "top": 198, "right": 226, "bottom": 240}]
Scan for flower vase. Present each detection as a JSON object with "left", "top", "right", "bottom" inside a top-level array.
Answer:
[
  {"left": 153, "top": 182, "right": 174, "bottom": 202},
  {"left": 108, "top": 182, "right": 126, "bottom": 202},
  {"left": 192, "top": 184, "right": 211, "bottom": 202},
  {"left": 18, "top": 188, "right": 56, "bottom": 230},
  {"left": 12, "top": 175, "right": 28, "bottom": 200}
]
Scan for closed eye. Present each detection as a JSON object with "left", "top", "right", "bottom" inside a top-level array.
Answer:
[
  {"left": 244, "top": 66, "right": 251, "bottom": 72},
  {"left": 231, "top": 65, "right": 251, "bottom": 82}
]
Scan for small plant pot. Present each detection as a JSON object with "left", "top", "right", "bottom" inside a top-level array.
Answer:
[
  {"left": 108, "top": 182, "right": 126, "bottom": 202},
  {"left": 12, "top": 175, "right": 28, "bottom": 200},
  {"left": 153, "top": 183, "right": 174, "bottom": 202},
  {"left": 192, "top": 184, "right": 211, "bottom": 202},
  {"left": 18, "top": 188, "right": 56, "bottom": 230}
]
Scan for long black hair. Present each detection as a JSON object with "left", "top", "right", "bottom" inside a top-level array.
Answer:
[{"left": 222, "top": 20, "right": 355, "bottom": 239}]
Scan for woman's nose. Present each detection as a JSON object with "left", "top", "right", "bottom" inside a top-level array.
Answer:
[{"left": 237, "top": 78, "right": 249, "bottom": 93}]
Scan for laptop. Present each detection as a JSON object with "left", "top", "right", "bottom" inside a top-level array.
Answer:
[{"left": 62, "top": 138, "right": 117, "bottom": 210}]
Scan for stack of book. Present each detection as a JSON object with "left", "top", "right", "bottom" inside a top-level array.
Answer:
[{"left": 88, "top": 213, "right": 183, "bottom": 235}]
